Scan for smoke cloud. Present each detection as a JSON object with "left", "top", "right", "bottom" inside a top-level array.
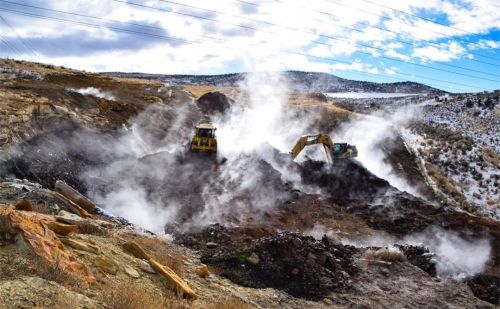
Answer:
[
  {"left": 334, "top": 105, "right": 422, "bottom": 196},
  {"left": 404, "top": 227, "right": 491, "bottom": 279},
  {"left": 68, "top": 87, "right": 116, "bottom": 101},
  {"left": 340, "top": 226, "right": 491, "bottom": 280}
]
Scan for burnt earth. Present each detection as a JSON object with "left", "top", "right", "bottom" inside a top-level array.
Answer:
[{"left": 200, "top": 232, "right": 358, "bottom": 299}]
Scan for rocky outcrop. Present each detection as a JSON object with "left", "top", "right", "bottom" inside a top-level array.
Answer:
[{"left": 0, "top": 207, "right": 95, "bottom": 283}]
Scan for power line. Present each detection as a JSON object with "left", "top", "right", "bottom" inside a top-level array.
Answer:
[
  {"left": 358, "top": 0, "right": 481, "bottom": 37},
  {"left": 158, "top": 0, "right": 499, "bottom": 75},
  {"left": 267, "top": 0, "right": 499, "bottom": 67},
  {"left": 109, "top": 0, "right": 499, "bottom": 82},
  {"left": 0, "top": 6, "right": 486, "bottom": 92},
  {"left": 0, "top": 34, "right": 22, "bottom": 55},
  {"left": 0, "top": 15, "right": 41, "bottom": 57},
  {"left": 324, "top": 0, "right": 500, "bottom": 62}
]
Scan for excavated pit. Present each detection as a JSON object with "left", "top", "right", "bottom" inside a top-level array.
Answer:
[{"left": 2, "top": 125, "right": 499, "bottom": 303}]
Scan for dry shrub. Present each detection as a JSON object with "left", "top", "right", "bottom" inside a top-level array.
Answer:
[
  {"left": 53, "top": 293, "right": 80, "bottom": 308},
  {"left": 0, "top": 253, "right": 32, "bottom": 278},
  {"left": 204, "top": 298, "right": 255, "bottom": 309},
  {"left": 364, "top": 248, "right": 406, "bottom": 263},
  {"left": 130, "top": 234, "right": 185, "bottom": 276},
  {"left": 30, "top": 202, "right": 52, "bottom": 215},
  {"left": 102, "top": 280, "right": 184, "bottom": 309},
  {"left": 30, "top": 254, "right": 83, "bottom": 289}
]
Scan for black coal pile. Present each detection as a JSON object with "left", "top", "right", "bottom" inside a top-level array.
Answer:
[
  {"left": 2, "top": 126, "right": 120, "bottom": 193},
  {"left": 465, "top": 274, "right": 500, "bottom": 305},
  {"left": 196, "top": 91, "right": 232, "bottom": 115},
  {"left": 298, "top": 159, "right": 391, "bottom": 201},
  {"left": 395, "top": 244, "right": 436, "bottom": 276},
  {"left": 201, "top": 232, "right": 359, "bottom": 299}
]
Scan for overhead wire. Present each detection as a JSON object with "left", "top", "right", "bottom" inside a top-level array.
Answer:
[
  {"left": 325, "top": 0, "right": 500, "bottom": 62},
  {"left": 0, "top": 5, "right": 486, "bottom": 91},
  {"left": 265, "top": 0, "right": 499, "bottom": 67},
  {"left": 108, "top": 0, "right": 499, "bottom": 82}
]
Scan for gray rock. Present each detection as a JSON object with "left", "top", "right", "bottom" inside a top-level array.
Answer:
[
  {"left": 206, "top": 242, "right": 218, "bottom": 249},
  {"left": 139, "top": 261, "right": 156, "bottom": 274},
  {"left": 124, "top": 266, "right": 141, "bottom": 279},
  {"left": 247, "top": 252, "right": 260, "bottom": 265}
]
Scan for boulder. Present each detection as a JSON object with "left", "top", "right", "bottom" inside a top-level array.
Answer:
[
  {"left": 139, "top": 261, "right": 156, "bottom": 274},
  {"left": 53, "top": 192, "right": 92, "bottom": 218},
  {"left": 195, "top": 264, "right": 210, "bottom": 278},
  {"left": 206, "top": 242, "right": 217, "bottom": 249},
  {"left": 46, "top": 221, "right": 78, "bottom": 236},
  {"left": 247, "top": 252, "right": 260, "bottom": 265},
  {"left": 95, "top": 256, "right": 119, "bottom": 275},
  {"left": 60, "top": 238, "right": 99, "bottom": 254},
  {"left": 54, "top": 180, "right": 96, "bottom": 213},
  {"left": 15, "top": 199, "right": 33, "bottom": 211},
  {"left": 56, "top": 211, "right": 105, "bottom": 235},
  {"left": 124, "top": 266, "right": 141, "bottom": 279}
]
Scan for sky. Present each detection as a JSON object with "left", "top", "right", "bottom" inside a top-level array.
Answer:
[{"left": 0, "top": 0, "right": 499, "bottom": 92}]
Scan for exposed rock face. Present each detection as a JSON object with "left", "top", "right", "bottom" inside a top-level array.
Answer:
[
  {"left": 0, "top": 277, "right": 100, "bottom": 308},
  {"left": 0, "top": 207, "right": 95, "bottom": 283},
  {"left": 196, "top": 92, "right": 232, "bottom": 115}
]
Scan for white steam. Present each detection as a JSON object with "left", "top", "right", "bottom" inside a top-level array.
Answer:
[
  {"left": 97, "top": 186, "right": 178, "bottom": 233},
  {"left": 68, "top": 87, "right": 116, "bottom": 100},
  {"left": 340, "top": 226, "right": 491, "bottom": 279},
  {"left": 334, "top": 105, "right": 421, "bottom": 195},
  {"left": 404, "top": 227, "right": 491, "bottom": 279}
]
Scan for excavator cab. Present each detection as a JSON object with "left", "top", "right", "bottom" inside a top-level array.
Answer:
[
  {"left": 291, "top": 134, "right": 357, "bottom": 164},
  {"left": 190, "top": 122, "right": 217, "bottom": 154}
]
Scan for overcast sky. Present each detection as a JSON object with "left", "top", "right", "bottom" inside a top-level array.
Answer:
[{"left": 0, "top": 0, "right": 499, "bottom": 92}]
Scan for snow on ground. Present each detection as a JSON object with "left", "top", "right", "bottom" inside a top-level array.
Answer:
[
  {"left": 421, "top": 96, "right": 499, "bottom": 152},
  {"left": 401, "top": 93, "right": 500, "bottom": 219},
  {"left": 0, "top": 67, "right": 43, "bottom": 80},
  {"left": 325, "top": 92, "right": 420, "bottom": 99}
]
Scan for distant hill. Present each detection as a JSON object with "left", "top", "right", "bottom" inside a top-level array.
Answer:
[{"left": 106, "top": 71, "right": 443, "bottom": 94}]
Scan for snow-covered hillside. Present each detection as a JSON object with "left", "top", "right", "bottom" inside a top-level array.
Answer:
[{"left": 402, "top": 92, "right": 499, "bottom": 218}]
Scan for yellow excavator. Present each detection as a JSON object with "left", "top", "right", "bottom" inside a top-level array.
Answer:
[
  {"left": 290, "top": 134, "right": 357, "bottom": 164},
  {"left": 189, "top": 122, "right": 217, "bottom": 154}
]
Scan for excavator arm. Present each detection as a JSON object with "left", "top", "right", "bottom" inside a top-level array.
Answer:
[
  {"left": 290, "top": 134, "right": 357, "bottom": 163},
  {"left": 290, "top": 134, "right": 334, "bottom": 162}
]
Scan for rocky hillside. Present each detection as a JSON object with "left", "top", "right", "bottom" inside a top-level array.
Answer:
[
  {"left": 107, "top": 71, "right": 442, "bottom": 94},
  {"left": 0, "top": 59, "right": 498, "bottom": 308}
]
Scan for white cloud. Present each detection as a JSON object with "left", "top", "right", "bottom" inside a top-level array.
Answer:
[
  {"left": 412, "top": 41, "right": 466, "bottom": 62},
  {"left": 468, "top": 39, "right": 500, "bottom": 50},
  {"left": 0, "top": 0, "right": 497, "bottom": 78},
  {"left": 330, "top": 60, "right": 380, "bottom": 74}
]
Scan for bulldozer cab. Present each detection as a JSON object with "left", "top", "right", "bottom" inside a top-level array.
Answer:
[{"left": 190, "top": 122, "right": 217, "bottom": 154}]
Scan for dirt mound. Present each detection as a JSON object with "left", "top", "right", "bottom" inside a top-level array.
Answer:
[
  {"left": 395, "top": 244, "right": 436, "bottom": 276},
  {"left": 2, "top": 126, "right": 119, "bottom": 193},
  {"left": 196, "top": 92, "right": 232, "bottom": 115},
  {"left": 466, "top": 274, "right": 500, "bottom": 305},
  {"left": 298, "top": 159, "right": 392, "bottom": 201},
  {"left": 200, "top": 232, "right": 358, "bottom": 299}
]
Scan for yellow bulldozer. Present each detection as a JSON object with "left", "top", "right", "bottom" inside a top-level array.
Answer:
[
  {"left": 290, "top": 134, "right": 357, "bottom": 164},
  {"left": 189, "top": 122, "right": 217, "bottom": 154}
]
